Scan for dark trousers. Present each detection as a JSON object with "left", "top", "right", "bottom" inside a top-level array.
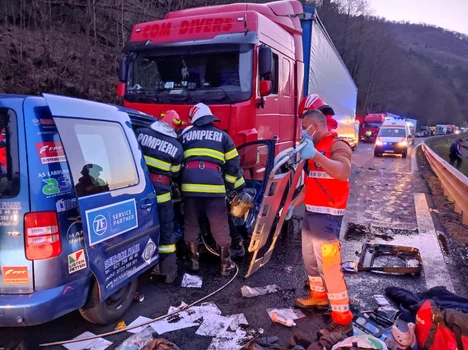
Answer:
[
  {"left": 184, "top": 197, "right": 231, "bottom": 247},
  {"left": 449, "top": 155, "right": 462, "bottom": 170},
  {"left": 158, "top": 200, "right": 176, "bottom": 275}
]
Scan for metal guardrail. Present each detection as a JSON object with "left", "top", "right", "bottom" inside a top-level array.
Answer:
[{"left": 422, "top": 135, "right": 468, "bottom": 226}]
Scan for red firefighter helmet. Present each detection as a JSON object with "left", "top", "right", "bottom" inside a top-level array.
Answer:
[
  {"left": 160, "top": 110, "right": 185, "bottom": 132},
  {"left": 298, "top": 94, "right": 335, "bottom": 117}
]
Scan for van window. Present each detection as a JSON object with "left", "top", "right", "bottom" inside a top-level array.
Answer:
[
  {"left": 0, "top": 108, "right": 20, "bottom": 198},
  {"left": 379, "top": 128, "right": 406, "bottom": 137},
  {"left": 54, "top": 119, "right": 138, "bottom": 197}
]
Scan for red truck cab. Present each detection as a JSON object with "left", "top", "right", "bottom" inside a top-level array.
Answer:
[
  {"left": 118, "top": 1, "right": 305, "bottom": 156},
  {"left": 361, "top": 114, "right": 386, "bottom": 143}
]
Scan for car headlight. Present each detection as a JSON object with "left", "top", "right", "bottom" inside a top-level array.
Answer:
[
  {"left": 375, "top": 139, "right": 383, "bottom": 146},
  {"left": 399, "top": 140, "right": 408, "bottom": 146}
]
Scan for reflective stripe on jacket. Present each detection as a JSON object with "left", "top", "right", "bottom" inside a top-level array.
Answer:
[
  {"left": 304, "top": 133, "right": 350, "bottom": 216},
  {"left": 180, "top": 115, "right": 240, "bottom": 197}
]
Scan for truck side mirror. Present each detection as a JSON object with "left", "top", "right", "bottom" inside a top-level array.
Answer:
[
  {"left": 260, "top": 80, "right": 271, "bottom": 97},
  {"left": 259, "top": 46, "right": 272, "bottom": 77},
  {"left": 118, "top": 56, "right": 128, "bottom": 83}
]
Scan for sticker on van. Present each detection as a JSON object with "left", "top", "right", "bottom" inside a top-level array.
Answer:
[
  {"left": 85, "top": 199, "right": 138, "bottom": 246},
  {"left": 41, "top": 175, "right": 72, "bottom": 197},
  {"left": 142, "top": 237, "right": 156, "bottom": 264},
  {"left": 36, "top": 142, "right": 66, "bottom": 164},
  {"left": 68, "top": 249, "right": 87, "bottom": 274},
  {"left": 2, "top": 266, "right": 29, "bottom": 284}
]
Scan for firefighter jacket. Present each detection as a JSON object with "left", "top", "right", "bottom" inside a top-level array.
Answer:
[
  {"left": 135, "top": 122, "right": 183, "bottom": 204},
  {"left": 304, "top": 133, "right": 350, "bottom": 216},
  {"left": 180, "top": 115, "right": 240, "bottom": 197}
]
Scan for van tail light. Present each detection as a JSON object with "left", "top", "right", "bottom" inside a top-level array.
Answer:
[{"left": 25, "top": 211, "right": 62, "bottom": 260}]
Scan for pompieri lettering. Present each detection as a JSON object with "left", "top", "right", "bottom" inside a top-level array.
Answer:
[
  {"left": 182, "top": 130, "right": 223, "bottom": 142},
  {"left": 137, "top": 133, "right": 179, "bottom": 157}
]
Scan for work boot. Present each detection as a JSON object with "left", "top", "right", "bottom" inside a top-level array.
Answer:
[
  {"left": 295, "top": 292, "right": 330, "bottom": 309},
  {"left": 220, "top": 245, "right": 236, "bottom": 277},
  {"left": 164, "top": 271, "right": 178, "bottom": 284},
  {"left": 186, "top": 242, "right": 199, "bottom": 271},
  {"left": 318, "top": 320, "right": 353, "bottom": 339},
  {"left": 231, "top": 240, "right": 245, "bottom": 259}
]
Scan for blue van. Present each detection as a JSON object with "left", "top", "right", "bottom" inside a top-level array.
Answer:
[{"left": 0, "top": 94, "right": 160, "bottom": 326}]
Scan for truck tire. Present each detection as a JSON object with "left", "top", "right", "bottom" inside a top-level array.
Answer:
[{"left": 80, "top": 278, "right": 138, "bottom": 325}]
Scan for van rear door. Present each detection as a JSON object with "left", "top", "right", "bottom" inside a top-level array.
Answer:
[
  {"left": 43, "top": 94, "right": 159, "bottom": 300},
  {"left": 0, "top": 100, "right": 34, "bottom": 294}
]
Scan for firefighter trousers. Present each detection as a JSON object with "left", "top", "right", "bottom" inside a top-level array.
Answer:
[
  {"left": 157, "top": 199, "right": 177, "bottom": 276},
  {"left": 184, "top": 197, "right": 231, "bottom": 247},
  {"left": 302, "top": 211, "right": 351, "bottom": 323}
]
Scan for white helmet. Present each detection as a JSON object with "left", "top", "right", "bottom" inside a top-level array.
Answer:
[{"left": 189, "top": 103, "right": 212, "bottom": 123}]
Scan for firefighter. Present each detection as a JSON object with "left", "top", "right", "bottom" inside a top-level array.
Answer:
[
  {"left": 298, "top": 94, "right": 338, "bottom": 131},
  {"left": 287, "top": 108, "right": 353, "bottom": 336},
  {"left": 135, "top": 110, "right": 184, "bottom": 284},
  {"left": 181, "top": 103, "right": 240, "bottom": 276}
]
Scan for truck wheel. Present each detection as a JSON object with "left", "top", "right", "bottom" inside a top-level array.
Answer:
[
  {"left": 402, "top": 151, "right": 408, "bottom": 158},
  {"left": 80, "top": 278, "right": 138, "bottom": 325}
]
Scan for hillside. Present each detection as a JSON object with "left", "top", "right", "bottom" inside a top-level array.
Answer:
[{"left": 0, "top": 0, "right": 467, "bottom": 126}]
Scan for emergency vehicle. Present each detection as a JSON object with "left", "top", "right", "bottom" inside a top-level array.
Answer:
[
  {"left": 361, "top": 113, "right": 387, "bottom": 143},
  {"left": 117, "top": 0, "right": 358, "bottom": 161},
  {"left": 0, "top": 94, "right": 162, "bottom": 326},
  {"left": 374, "top": 116, "right": 412, "bottom": 158}
]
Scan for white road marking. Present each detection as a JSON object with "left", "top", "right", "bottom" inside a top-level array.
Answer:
[
  {"left": 414, "top": 193, "right": 454, "bottom": 292},
  {"left": 411, "top": 144, "right": 421, "bottom": 172}
]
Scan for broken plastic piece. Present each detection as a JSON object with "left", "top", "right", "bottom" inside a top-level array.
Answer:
[
  {"left": 271, "top": 312, "right": 296, "bottom": 327},
  {"left": 116, "top": 326, "right": 154, "bottom": 350},
  {"left": 241, "top": 284, "right": 279, "bottom": 298},
  {"left": 266, "top": 308, "right": 305, "bottom": 321},
  {"left": 115, "top": 320, "right": 127, "bottom": 331},
  {"left": 342, "top": 261, "right": 358, "bottom": 273},
  {"left": 181, "top": 273, "right": 203, "bottom": 288},
  {"left": 357, "top": 243, "right": 423, "bottom": 275}
]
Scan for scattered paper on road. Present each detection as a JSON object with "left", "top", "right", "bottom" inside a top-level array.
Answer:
[
  {"left": 150, "top": 315, "right": 199, "bottom": 335},
  {"left": 196, "top": 314, "right": 232, "bottom": 337},
  {"left": 266, "top": 308, "right": 305, "bottom": 321},
  {"left": 207, "top": 328, "right": 264, "bottom": 350},
  {"left": 63, "top": 332, "right": 112, "bottom": 350},
  {"left": 181, "top": 273, "right": 203, "bottom": 288},
  {"left": 241, "top": 284, "right": 279, "bottom": 298},
  {"left": 127, "top": 316, "right": 154, "bottom": 334},
  {"left": 228, "top": 313, "right": 248, "bottom": 331}
]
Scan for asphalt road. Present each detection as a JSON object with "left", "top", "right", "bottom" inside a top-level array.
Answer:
[{"left": 1, "top": 140, "right": 463, "bottom": 350}]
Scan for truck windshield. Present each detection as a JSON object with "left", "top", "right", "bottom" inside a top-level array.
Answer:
[
  {"left": 379, "top": 128, "right": 406, "bottom": 137},
  {"left": 363, "top": 122, "right": 382, "bottom": 129},
  {"left": 127, "top": 44, "right": 254, "bottom": 105}
]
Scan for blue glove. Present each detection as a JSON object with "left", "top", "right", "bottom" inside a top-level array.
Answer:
[
  {"left": 280, "top": 204, "right": 295, "bottom": 220},
  {"left": 299, "top": 139, "right": 317, "bottom": 160}
]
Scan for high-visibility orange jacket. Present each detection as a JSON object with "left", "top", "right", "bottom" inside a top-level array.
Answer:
[{"left": 304, "top": 133, "right": 350, "bottom": 216}]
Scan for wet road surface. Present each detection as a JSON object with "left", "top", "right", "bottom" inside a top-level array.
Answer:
[{"left": 1, "top": 140, "right": 464, "bottom": 350}]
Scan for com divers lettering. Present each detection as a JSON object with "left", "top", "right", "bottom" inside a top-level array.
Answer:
[
  {"left": 182, "top": 130, "right": 223, "bottom": 142},
  {"left": 140, "top": 17, "right": 233, "bottom": 38}
]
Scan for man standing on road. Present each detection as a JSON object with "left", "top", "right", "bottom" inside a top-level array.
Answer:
[
  {"left": 136, "top": 110, "right": 184, "bottom": 284},
  {"left": 286, "top": 109, "right": 353, "bottom": 337},
  {"left": 449, "top": 138, "right": 464, "bottom": 170},
  {"left": 181, "top": 103, "right": 240, "bottom": 277}
]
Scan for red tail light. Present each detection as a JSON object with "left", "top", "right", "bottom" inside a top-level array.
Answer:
[{"left": 25, "top": 212, "right": 62, "bottom": 260}]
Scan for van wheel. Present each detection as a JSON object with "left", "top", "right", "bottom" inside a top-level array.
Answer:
[
  {"left": 80, "top": 278, "right": 138, "bottom": 324},
  {"left": 374, "top": 151, "right": 381, "bottom": 157}
]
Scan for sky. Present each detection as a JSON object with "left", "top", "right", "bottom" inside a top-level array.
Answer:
[{"left": 368, "top": 0, "right": 468, "bottom": 35}]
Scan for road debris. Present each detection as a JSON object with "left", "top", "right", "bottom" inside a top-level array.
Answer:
[
  {"left": 266, "top": 308, "right": 305, "bottom": 321},
  {"left": 271, "top": 312, "right": 296, "bottom": 327},
  {"left": 342, "top": 261, "right": 358, "bottom": 273},
  {"left": 181, "top": 273, "right": 203, "bottom": 288},
  {"left": 196, "top": 314, "right": 232, "bottom": 336},
  {"left": 241, "top": 284, "right": 279, "bottom": 298},
  {"left": 127, "top": 316, "right": 155, "bottom": 334},
  {"left": 228, "top": 313, "right": 249, "bottom": 331},
  {"left": 115, "top": 320, "right": 127, "bottom": 331},
  {"left": 63, "top": 331, "right": 112, "bottom": 350},
  {"left": 116, "top": 326, "right": 153, "bottom": 350}
]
